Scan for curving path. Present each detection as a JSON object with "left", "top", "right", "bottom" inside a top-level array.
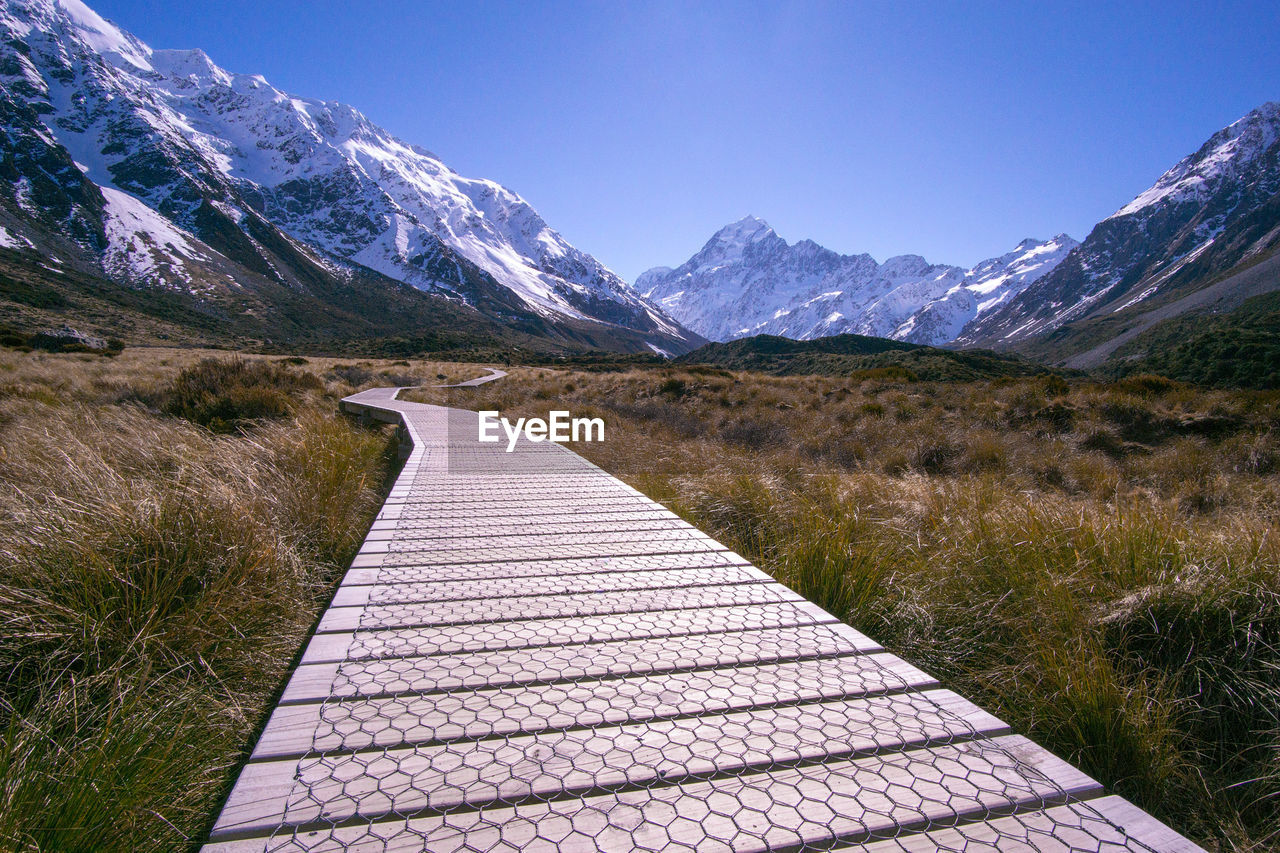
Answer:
[
  {"left": 201, "top": 376, "right": 1202, "bottom": 853},
  {"left": 437, "top": 367, "right": 508, "bottom": 388}
]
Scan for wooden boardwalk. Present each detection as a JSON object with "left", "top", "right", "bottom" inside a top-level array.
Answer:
[{"left": 202, "top": 386, "right": 1203, "bottom": 852}]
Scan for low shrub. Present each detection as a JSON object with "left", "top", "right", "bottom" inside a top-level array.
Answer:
[
  {"left": 379, "top": 371, "right": 423, "bottom": 386},
  {"left": 1079, "top": 427, "right": 1128, "bottom": 457},
  {"left": 849, "top": 365, "right": 917, "bottom": 382},
  {"left": 1114, "top": 373, "right": 1182, "bottom": 398},
  {"left": 718, "top": 416, "right": 787, "bottom": 449},
  {"left": 657, "top": 377, "right": 688, "bottom": 398},
  {"left": 1097, "top": 396, "right": 1178, "bottom": 443},
  {"left": 154, "top": 357, "right": 322, "bottom": 433},
  {"left": 911, "top": 435, "right": 960, "bottom": 475},
  {"left": 0, "top": 326, "right": 28, "bottom": 348},
  {"left": 326, "top": 363, "right": 376, "bottom": 387}
]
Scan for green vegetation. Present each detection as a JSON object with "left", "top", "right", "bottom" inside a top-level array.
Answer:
[
  {"left": 4, "top": 345, "right": 1277, "bottom": 851},
  {"left": 1107, "top": 290, "right": 1280, "bottom": 389},
  {"left": 0, "top": 246, "right": 702, "bottom": 361},
  {"left": 680, "top": 333, "right": 1060, "bottom": 380},
  {"left": 0, "top": 348, "right": 497, "bottom": 852},
  {"left": 147, "top": 357, "right": 322, "bottom": 432},
  {"left": 416, "top": 365, "right": 1280, "bottom": 850}
]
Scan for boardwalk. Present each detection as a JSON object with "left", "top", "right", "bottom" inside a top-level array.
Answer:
[{"left": 202, "top": 385, "right": 1202, "bottom": 852}]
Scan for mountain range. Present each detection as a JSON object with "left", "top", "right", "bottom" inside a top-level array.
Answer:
[
  {"left": 2, "top": 0, "right": 1276, "bottom": 374},
  {"left": 0, "top": 0, "right": 699, "bottom": 354},
  {"left": 640, "top": 102, "right": 1280, "bottom": 371},
  {"left": 637, "top": 219, "right": 1077, "bottom": 346}
]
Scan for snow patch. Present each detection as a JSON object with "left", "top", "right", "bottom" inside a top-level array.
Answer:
[
  {"left": 0, "top": 225, "right": 33, "bottom": 249},
  {"left": 101, "top": 186, "right": 211, "bottom": 290}
]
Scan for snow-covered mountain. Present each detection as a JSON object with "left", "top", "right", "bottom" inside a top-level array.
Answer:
[
  {"left": 643, "top": 102, "right": 1280, "bottom": 357},
  {"left": 637, "top": 217, "right": 1075, "bottom": 345},
  {"left": 897, "top": 235, "right": 1078, "bottom": 344},
  {"left": 0, "top": 0, "right": 693, "bottom": 352},
  {"left": 959, "top": 101, "right": 1280, "bottom": 352}
]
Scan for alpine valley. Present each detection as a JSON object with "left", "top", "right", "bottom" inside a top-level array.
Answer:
[
  {"left": 2, "top": 0, "right": 1277, "bottom": 378},
  {"left": 0, "top": 0, "right": 700, "bottom": 355},
  {"left": 640, "top": 102, "right": 1280, "bottom": 381}
]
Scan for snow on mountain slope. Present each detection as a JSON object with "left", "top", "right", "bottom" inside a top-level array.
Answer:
[
  {"left": 98, "top": 185, "right": 214, "bottom": 290},
  {"left": 1114, "top": 105, "right": 1277, "bottom": 220},
  {"left": 1, "top": 0, "right": 688, "bottom": 344},
  {"left": 894, "top": 235, "right": 1078, "bottom": 344},
  {"left": 959, "top": 102, "right": 1280, "bottom": 348},
  {"left": 638, "top": 217, "right": 1075, "bottom": 345}
]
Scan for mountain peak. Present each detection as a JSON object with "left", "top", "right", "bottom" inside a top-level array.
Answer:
[
  {"left": 54, "top": 0, "right": 153, "bottom": 70},
  {"left": 710, "top": 215, "right": 776, "bottom": 246},
  {"left": 641, "top": 221, "right": 1077, "bottom": 345},
  {"left": 150, "top": 48, "right": 232, "bottom": 86},
  {"left": 1012, "top": 234, "right": 1077, "bottom": 253},
  {"left": 1237, "top": 100, "right": 1280, "bottom": 126},
  {"left": 1113, "top": 99, "right": 1280, "bottom": 220},
  {"left": 692, "top": 216, "right": 781, "bottom": 271},
  {"left": 0, "top": 0, "right": 697, "bottom": 352}
]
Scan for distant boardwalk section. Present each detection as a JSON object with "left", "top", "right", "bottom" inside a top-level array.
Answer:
[{"left": 202, "top": 384, "right": 1203, "bottom": 852}]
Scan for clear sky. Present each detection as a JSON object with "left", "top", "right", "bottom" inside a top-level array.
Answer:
[{"left": 90, "top": 0, "right": 1280, "bottom": 282}]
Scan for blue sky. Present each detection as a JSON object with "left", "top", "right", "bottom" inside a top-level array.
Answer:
[{"left": 92, "top": 0, "right": 1280, "bottom": 281}]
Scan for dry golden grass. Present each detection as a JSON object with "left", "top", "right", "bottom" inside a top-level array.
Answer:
[
  {"left": 5, "top": 348, "right": 1278, "bottom": 850},
  {"left": 0, "top": 347, "right": 497, "bottom": 852},
  {"left": 409, "top": 366, "right": 1280, "bottom": 851}
]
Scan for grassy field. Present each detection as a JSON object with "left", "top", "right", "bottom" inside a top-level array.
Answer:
[
  {"left": 408, "top": 367, "right": 1280, "bottom": 851},
  {"left": 0, "top": 347, "right": 495, "bottom": 852},
  {"left": 3, "top": 348, "right": 1278, "bottom": 850}
]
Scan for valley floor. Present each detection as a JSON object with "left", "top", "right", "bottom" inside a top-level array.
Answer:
[
  {"left": 0, "top": 348, "right": 1276, "bottom": 850},
  {"left": 408, "top": 365, "right": 1280, "bottom": 851}
]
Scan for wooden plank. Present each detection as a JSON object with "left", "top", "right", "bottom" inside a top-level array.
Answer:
[
  {"left": 382, "top": 486, "right": 646, "bottom": 505},
  {"left": 350, "top": 536, "right": 729, "bottom": 568},
  {"left": 316, "top": 580, "right": 803, "bottom": 632},
  {"left": 208, "top": 735, "right": 1099, "bottom": 851},
  {"left": 212, "top": 689, "right": 1007, "bottom": 839},
  {"left": 329, "top": 565, "right": 771, "bottom": 607},
  {"left": 252, "top": 652, "right": 937, "bottom": 759},
  {"left": 355, "top": 527, "right": 717, "bottom": 555},
  {"left": 366, "top": 508, "right": 678, "bottom": 530},
  {"left": 376, "top": 497, "right": 670, "bottom": 521},
  {"left": 341, "top": 550, "right": 751, "bottom": 586},
  {"left": 362, "top": 517, "right": 690, "bottom": 541},
  {"left": 384, "top": 483, "right": 644, "bottom": 498},
  {"left": 376, "top": 506, "right": 673, "bottom": 527},
  {"left": 280, "top": 622, "right": 880, "bottom": 703},
  {"left": 398, "top": 472, "right": 623, "bottom": 486},
  {"left": 1083, "top": 796, "right": 1208, "bottom": 853},
  {"left": 299, "top": 600, "right": 840, "bottom": 664},
  {"left": 391, "top": 483, "right": 636, "bottom": 499}
]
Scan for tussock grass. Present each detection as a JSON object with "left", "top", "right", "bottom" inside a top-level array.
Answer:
[
  {"left": 5, "top": 348, "right": 1275, "bottom": 849},
  {"left": 413, "top": 366, "right": 1280, "bottom": 850},
  {"left": 0, "top": 347, "right": 452, "bottom": 851},
  {"left": 149, "top": 356, "right": 323, "bottom": 432}
]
